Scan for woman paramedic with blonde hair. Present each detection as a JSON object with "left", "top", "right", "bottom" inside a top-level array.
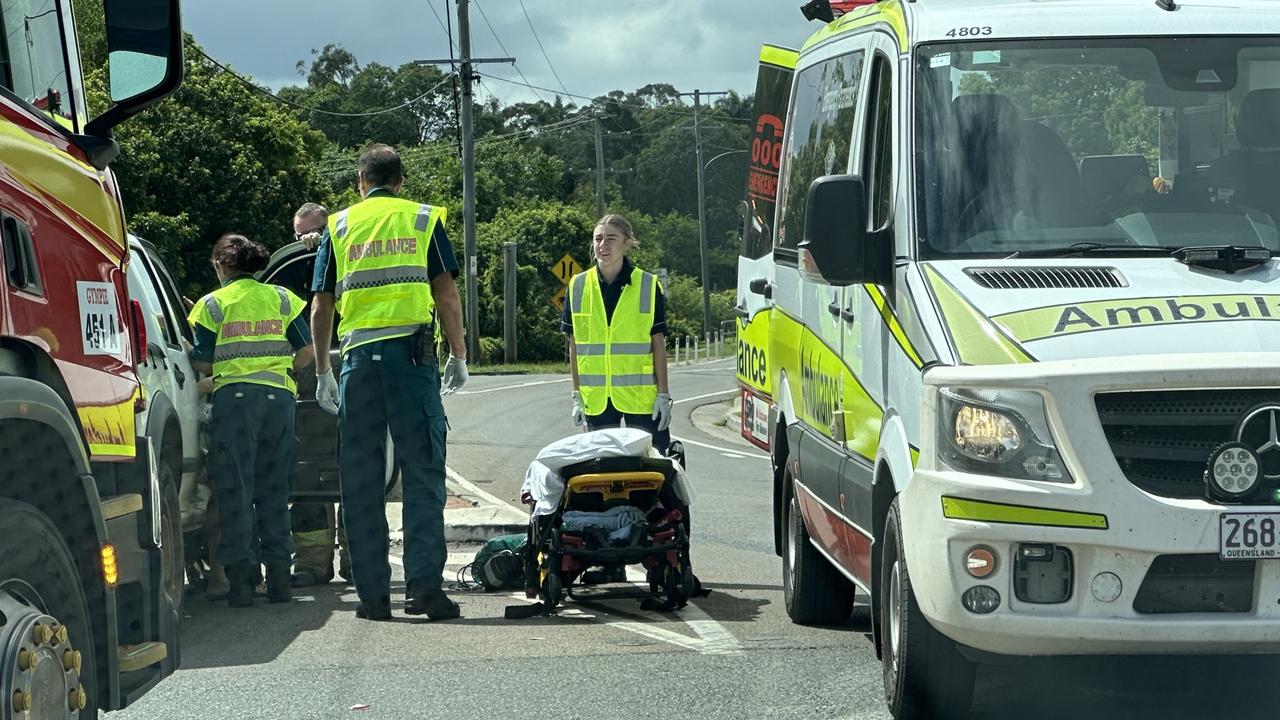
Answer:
[{"left": 562, "top": 214, "right": 673, "bottom": 452}]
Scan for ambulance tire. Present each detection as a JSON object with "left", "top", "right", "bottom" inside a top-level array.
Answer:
[
  {"left": 782, "top": 467, "right": 853, "bottom": 625},
  {"left": 881, "top": 499, "right": 974, "bottom": 720}
]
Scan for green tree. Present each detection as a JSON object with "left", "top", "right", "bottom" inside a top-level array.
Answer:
[{"left": 73, "top": 17, "right": 334, "bottom": 290}]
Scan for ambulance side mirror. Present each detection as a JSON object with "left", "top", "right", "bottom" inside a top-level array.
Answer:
[{"left": 798, "top": 174, "right": 890, "bottom": 287}]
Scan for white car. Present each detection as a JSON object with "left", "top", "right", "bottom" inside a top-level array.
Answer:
[{"left": 127, "top": 234, "right": 203, "bottom": 604}]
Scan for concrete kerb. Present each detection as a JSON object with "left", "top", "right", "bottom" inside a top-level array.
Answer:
[{"left": 442, "top": 466, "right": 529, "bottom": 543}]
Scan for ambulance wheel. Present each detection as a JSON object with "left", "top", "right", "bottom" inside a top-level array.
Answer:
[
  {"left": 782, "top": 467, "right": 853, "bottom": 625},
  {"left": 0, "top": 499, "right": 97, "bottom": 719},
  {"left": 881, "top": 499, "right": 974, "bottom": 720}
]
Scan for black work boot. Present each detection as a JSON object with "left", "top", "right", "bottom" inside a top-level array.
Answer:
[
  {"left": 355, "top": 596, "right": 391, "bottom": 621},
  {"left": 265, "top": 564, "right": 292, "bottom": 604},
  {"left": 226, "top": 565, "right": 256, "bottom": 608},
  {"left": 404, "top": 582, "right": 460, "bottom": 620}
]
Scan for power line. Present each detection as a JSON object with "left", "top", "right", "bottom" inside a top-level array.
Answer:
[
  {"left": 479, "top": 73, "right": 753, "bottom": 125},
  {"left": 516, "top": 0, "right": 572, "bottom": 98},
  {"left": 189, "top": 42, "right": 455, "bottom": 118},
  {"left": 473, "top": 0, "right": 546, "bottom": 104},
  {"left": 425, "top": 0, "right": 458, "bottom": 54}
]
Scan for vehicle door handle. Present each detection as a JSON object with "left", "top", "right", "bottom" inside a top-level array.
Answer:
[
  {"left": 173, "top": 364, "right": 186, "bottom": 389},
  {"left": 748, "top": 277, "right": 772, "bottom": 299},
  {"left": 827, "top": 301, "right": 842, "bottom": 318},
  {"left": 841, "top": 308, "right": 856, "bottom": 323},
  {"left": 733, "top": 304, "right": 750, "bottom": 320}
]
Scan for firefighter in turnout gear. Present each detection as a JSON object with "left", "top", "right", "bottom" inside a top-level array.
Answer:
[
  {"left": 310, "top": 144, "right": 468, "bottom": 622},
  {"left": 188, "top": 234, "right": 315, "bottom": 607},
  {"left": 290, "top": 201, "right": 351, "bottom": 587},
  {"left": 563, "top": 214, "right": 673, "bottom": 452}
]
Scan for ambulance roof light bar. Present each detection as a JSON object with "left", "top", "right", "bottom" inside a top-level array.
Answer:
[{"left": 800, "top": 0, "right": 878, "bottom": 23}]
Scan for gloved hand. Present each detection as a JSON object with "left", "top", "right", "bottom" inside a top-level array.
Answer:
[
  {"left": 316, "top": 369, "right": 340, "bottom": 415},
  {"left": 570, "top": 390, "right": 586, "bottom": 427},
  {"left": 441, "top": 354, "right": 468, "bottom": 395},
  {"left": 652, "top": 392, "right": 673, "bottom": 432}
]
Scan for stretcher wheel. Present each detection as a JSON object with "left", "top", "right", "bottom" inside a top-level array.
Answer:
[{"left": 544, "top": 572, "right": 562, "bottom": 609}]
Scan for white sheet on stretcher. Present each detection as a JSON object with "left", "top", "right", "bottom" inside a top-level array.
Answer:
[{"left": 521, "top": 428, "right": 694, "bottom": 516}]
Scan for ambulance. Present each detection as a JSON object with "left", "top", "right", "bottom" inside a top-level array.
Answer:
[{"left": 757, "top": 0, "right": 1280, "bottom": 716}]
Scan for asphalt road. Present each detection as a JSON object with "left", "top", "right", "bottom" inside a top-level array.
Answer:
[{"left": 110, "top": 357, "right": 1280, "bottom": 719}]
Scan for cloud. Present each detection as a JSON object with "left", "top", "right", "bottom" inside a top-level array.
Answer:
[{"left": 183, "top": 0, "right": 816, "bottom": 103}]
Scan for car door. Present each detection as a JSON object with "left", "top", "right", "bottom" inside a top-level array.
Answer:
[
  {"left": 134, "top": 241, "right": 200, "bottom": 480},
  {"left": 259, "top": 242, "right": 400, "bottom": 501}
]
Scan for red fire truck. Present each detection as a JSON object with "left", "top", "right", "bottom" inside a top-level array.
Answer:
[{"left": 0, "top": 0, "right": 184, "bottom": 716}]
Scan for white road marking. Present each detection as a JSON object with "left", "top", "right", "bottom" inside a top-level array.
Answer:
[
  {"left": 673, "top": 434, "right": 769, "bottom": 460},
  {"left": 674, "top": 389, "right": 737, "bottom": 405},
  {"left": 446, "top": 465, "right": 527, "bottom": 513},
  {"left": 454, "top": 377, "right": 570, "bottom": 396}
]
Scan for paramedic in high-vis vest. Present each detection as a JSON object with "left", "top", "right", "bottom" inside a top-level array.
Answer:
[
  {"left": 564, "top": 214, "right": 673, "bottom": 452},
  {"left": 188, "top": 234, "right": 315, "bottom": 607},
  {"left": 310, "top": 144, "right": 468, "bottom": 622}
]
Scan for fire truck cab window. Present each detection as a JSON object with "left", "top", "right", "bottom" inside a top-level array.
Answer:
[{"left": 0, "top": 0, "right": 74, "bottom": 127}]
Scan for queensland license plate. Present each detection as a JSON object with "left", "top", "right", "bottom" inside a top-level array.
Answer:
[{"left": 1220, "top": 513, "right": 1280, "bottom": 560}]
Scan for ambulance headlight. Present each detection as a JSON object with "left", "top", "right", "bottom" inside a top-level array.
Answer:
[{"left": 939, "top": 388, "right": 1071, "bottom": 483}]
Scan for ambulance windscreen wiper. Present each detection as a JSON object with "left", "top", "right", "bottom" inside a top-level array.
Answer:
[{"left": 1005, "top": 243, "right": 1178, "bottom": 259}]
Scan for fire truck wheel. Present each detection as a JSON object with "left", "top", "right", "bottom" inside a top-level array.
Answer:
[{"left": 0, "top": 498, "right": 97, "bottom": 719}]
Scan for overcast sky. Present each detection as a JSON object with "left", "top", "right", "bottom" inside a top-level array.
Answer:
[{"left": 183, "top": 0, "right": 816, "bottom": 106}]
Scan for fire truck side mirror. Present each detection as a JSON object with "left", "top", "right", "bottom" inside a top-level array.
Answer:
[{"left": 82, "top": 0, "right": 184, "bottom": 145}]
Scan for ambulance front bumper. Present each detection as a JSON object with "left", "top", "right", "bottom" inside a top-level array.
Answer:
[{"left": 904, "top": 353, "right": 1280, "bottom": 657}]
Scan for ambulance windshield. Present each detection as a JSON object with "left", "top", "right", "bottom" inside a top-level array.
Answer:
[{"left": 915, "top": 37, "right": 1280, "bottom": 259}]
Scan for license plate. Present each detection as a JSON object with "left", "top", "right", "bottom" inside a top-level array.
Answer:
[{"left": 1220, "top": 513, "right": 1280, "bottom": 559}]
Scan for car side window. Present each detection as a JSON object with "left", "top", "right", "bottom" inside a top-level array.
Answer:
[
  {"left": 134, "top": 249, "right": 181, "bottom": 348},
  {"left": 775, "top": 50, "right": 866, "bottom": 257},
  {"left": 0, "top": 0, "right": 76, "bottom": 130},
  {"left": 140, "top": 247, "right": 193, "bottom": 346}
]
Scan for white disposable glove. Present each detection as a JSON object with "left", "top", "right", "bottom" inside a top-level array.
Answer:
[
  {"left": 441, "top": 354, "right": 468, "bottom": 395},
  {"left": 652, "top": 392, "right": 673, "bottom": 432},
  {"left": 316, "top": 369, "right": 340, "bottom": 415},
  {"left": 571, "top": 390, "right": 586, "bottom": 427}
]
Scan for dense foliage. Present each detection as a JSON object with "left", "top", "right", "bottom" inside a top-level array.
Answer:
[{"left": 74, "top": 21, "right": 752, "bottom": 358}]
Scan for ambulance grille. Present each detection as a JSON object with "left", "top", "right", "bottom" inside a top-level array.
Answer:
[
  {"left": 1094, "top": 389, "right": 1280, "bottom": 499},
  {"left": 965, "top": 267, "right": 1126, "bottom": 289}
]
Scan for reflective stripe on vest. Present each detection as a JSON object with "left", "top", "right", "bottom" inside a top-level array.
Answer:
[
  {"left": 328, "top": 196, "right": 444, "bottom": 353},
  {"left": 190, "top": 279, "right": 302, "bottom": 394},
  {"left": 569, "top": 266, "right": 657, "bottom": 415}
]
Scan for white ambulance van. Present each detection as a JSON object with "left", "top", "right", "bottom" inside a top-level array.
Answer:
[{"left": 766, "top": 0, "right": 1280, "bottom": 717}]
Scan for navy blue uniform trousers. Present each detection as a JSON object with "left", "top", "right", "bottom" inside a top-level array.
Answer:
[
  {"left": 338, "top": 336, "right": 448, "bottom": 601},
  {"left": 210, "top": 383, "right": 297, "bottom": 568}
]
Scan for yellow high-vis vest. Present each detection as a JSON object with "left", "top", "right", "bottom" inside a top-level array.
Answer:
[
  {"left": 327, "top": 194, "right": 445, "bottom": 353},
  {"left": 189, "top": 278, "right": 304, "bottom": 394},
  {"left": 569, "top": 266, "right": 658, "bottom": 415}
]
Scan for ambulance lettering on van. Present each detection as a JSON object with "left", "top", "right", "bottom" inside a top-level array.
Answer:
[{"left": 762, "top": 1, "right": 1280, "bottom": 717}]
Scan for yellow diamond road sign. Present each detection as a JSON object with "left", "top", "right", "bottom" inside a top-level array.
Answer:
[
  {"left": 551, "top": 285, "right": 567, "bottom": 312},
  {"left": 551, "top": 254, "right": 582, "bottom": 286}
]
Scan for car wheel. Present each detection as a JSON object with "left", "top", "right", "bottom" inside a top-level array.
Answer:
[{"left": 157, "top": 458, "right": 184, "bottom": 616}]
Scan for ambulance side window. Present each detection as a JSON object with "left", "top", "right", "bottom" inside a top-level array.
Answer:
[
  {"left": 776, "top": 50, "right": 865, "bottom": 258},
  {"left": 862, "top": 53, "right": 894, "bottom": 231}
]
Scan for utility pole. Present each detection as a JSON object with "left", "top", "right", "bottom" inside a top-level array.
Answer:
[
  {"left": 679, "top": 88, "right": 729, "bottom": 335},
  {"left": 503, "top": 242, "right": 517, "bottom": 362},
  {"left": 594, "top": 117, "right": 605, "bottom": 218},
  {"left": 415, "top": 0, "right": 513, "bottom": 364}
]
